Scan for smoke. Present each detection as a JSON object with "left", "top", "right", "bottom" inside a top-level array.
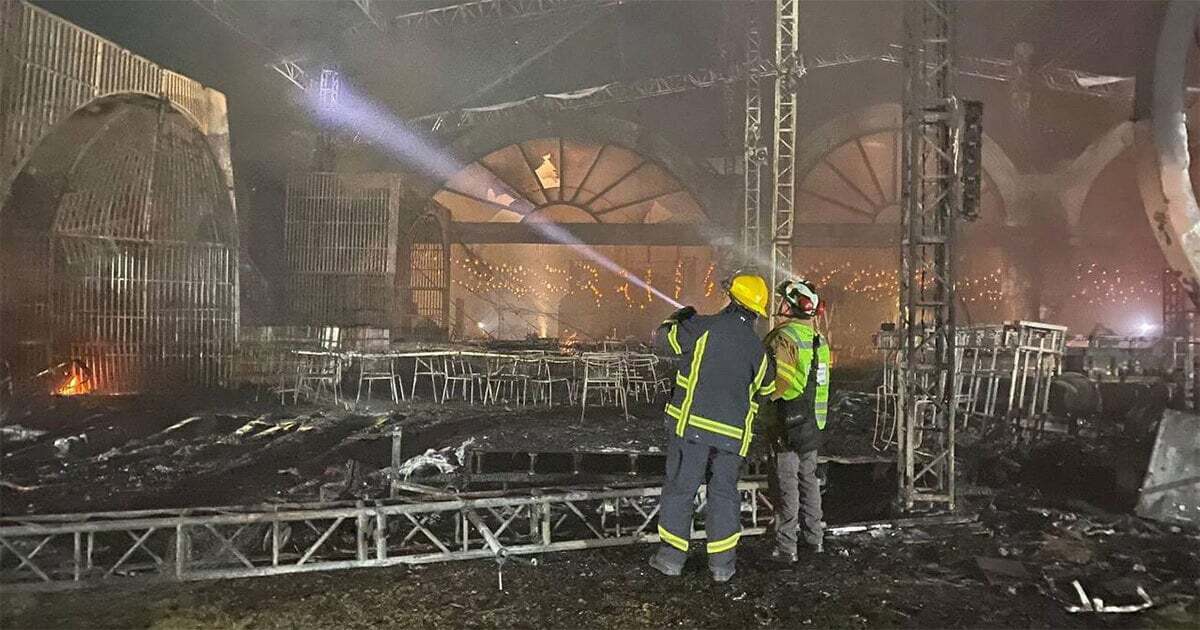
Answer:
[{"left": 304, "top": 83, "right": 682, "bottom": 309}]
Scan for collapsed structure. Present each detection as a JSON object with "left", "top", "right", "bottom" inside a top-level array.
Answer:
[{"left": 0, "top": 0, "right": 1197, "bottom": 605}]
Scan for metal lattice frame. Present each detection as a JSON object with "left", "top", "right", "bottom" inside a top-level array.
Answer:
[
  {"left": 390, "top": 0, "right": 614, "bottom": 30},
  {"left": 0, "top": 0, "right": 238, "bottom": 393},
  {"left": 742, "top": 26, "right": 765, "bottom": 266},
  {"left": 769, "top": 0, "right": 799, "bottom": 324},
  {"left": 284, "top": 173, "right": 403, "bottom": 327},
  {"left": 897, "top": 0, "right": 959, "bottom": 510},
  {"left": 1163, "top": 269, "right": 1199, "bottom": 409},
  {"left": 0, "top": 0, "right": 233, "bottom": 209},
  {"left": 313, "top": 68, "right": 340, "bottom": 170},
  {"left": 0, "top": 481, "right": 773, "bottom": 591},
  {"left": 407, "top": 49, "right": 1127, "bottom": 136}
]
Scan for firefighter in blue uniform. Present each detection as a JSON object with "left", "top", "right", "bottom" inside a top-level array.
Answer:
[{"left": 648, "top": 273, "right": 776, "bottom": 583}]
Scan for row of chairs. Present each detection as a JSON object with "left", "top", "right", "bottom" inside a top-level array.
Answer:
[{"left": 289, "top": 351, "right": 673, "bottom": 417}]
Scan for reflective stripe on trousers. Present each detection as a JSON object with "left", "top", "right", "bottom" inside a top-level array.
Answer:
[{"left": 652, "top": 436, "right": 744, "bottom": 574}]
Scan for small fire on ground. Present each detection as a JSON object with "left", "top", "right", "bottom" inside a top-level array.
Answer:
[{"left": 55, "top": 362, "right": 93, "bottom": 396}]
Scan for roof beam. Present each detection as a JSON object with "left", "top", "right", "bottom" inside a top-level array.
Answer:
[
  {"left": 349, "top": 0, "right": 385, "bottom": 31},
  {"left": 269, "top": 59, "right": 308, "bottom": 90},
  {"left": 391, "top": 0, "right": 618, "bottom": 31},
  {"left": 410, "top": 47, "right": 1139, "bottom": 134},
  {"left": 447, "top": 221, "right": 964, "bottom": 248}
]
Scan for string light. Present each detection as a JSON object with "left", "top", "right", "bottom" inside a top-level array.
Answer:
[
  {"left": 673, "top": 258, "right": 684, "bottom": 301},
  {"left": 452, "top": 252, "right": 1160, "bottom": 350}
]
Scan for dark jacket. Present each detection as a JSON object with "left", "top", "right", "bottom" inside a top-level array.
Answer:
[{"left": 655, "top": 303, "right": 776, "bottom": 456}]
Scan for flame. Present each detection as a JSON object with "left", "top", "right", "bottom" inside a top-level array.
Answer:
[{"left": 55, "top": 363, "right": 93, "bottom": 396}]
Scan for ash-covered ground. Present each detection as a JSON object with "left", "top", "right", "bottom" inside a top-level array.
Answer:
[
  {"left": 2, "top": 382, "right": 1198, "bottom": 628},
  {"left": 3, "top": 490, "right": 1197, "bottom": 629},
  {"left": 1, "top": 386, "right": 884, "bottom": 516}
]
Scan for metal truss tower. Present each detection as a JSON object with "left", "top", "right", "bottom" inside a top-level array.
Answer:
[
  {"left": 769, "top": 0, "right": 799, "bottom": 322},
  {"left": 313, "top": 68, "right": 340, "bottom": 171},
  {"left": 742, "top": 26, "right": 765, "bottom": 266},
  {"left": 897, "top": 0, "right": 960, "bottom": 511}
]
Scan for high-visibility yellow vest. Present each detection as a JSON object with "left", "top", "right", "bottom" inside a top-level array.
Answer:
[{"left": 765, "top": 320, "right": 830, "bottom": 430}]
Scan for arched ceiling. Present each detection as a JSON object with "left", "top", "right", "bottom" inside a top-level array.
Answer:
[
  {"left": 796, "top": 103, "right": 1017, "bottom": 227},
  {"left": 434, "top": 136, "right": 706, "bottom": 224},
  {"left": 799, "top": 128, "right": 1003, "bottom": 226}
]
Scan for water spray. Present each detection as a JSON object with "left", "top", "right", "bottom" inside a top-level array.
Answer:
[{"left": 305, "top": 85, "right": 683, "bottom": 310}]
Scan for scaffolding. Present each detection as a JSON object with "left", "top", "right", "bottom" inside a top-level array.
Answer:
[
  {"left": 896, "top": 0, "right": 960, "bottom": 510},
  {"left": 768, "top": 0, "right": 799, "bottom": 323},
  {"left": 1162, "top": 269, "right": 1199, "bottom": 407},
  {"left": 742, "top": 26, "right": 765, "bottom": 266},
  {"left": 0, "top": 480, "right": 773, "bottom": 591},
  {"left": 877, "top": 321, "right": 1067, "bottom": 448}
]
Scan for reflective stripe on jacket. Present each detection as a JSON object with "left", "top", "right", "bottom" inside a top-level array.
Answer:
[
  {"left": 765, "top": 320, "right": 831, "bottom": 435},
  {"left": 655, "top": 304, "right": 775, "bottom": 456}
]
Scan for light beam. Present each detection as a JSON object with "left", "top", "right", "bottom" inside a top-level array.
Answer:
[{"left": 304, "top": 84, "right": 683, "bottom": 309}]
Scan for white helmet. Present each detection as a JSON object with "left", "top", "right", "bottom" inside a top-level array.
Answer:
[{"left": 776, "top": 279, "right": 821, "bottom": 318}]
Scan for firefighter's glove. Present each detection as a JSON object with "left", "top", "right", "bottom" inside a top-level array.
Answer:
[{"left": 667, "top": 306, "right": 697, "bottom": 323}]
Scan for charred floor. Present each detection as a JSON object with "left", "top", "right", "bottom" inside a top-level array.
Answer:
[
  {"left": 4, "top": 0, "right": 1200, "bottom": 628},
  {"left": 2, "top": 380, "right": 1198, "bottom": 628}
]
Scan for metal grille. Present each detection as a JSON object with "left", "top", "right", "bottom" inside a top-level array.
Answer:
[
  {"left": 2, "top": 98, "right": 237, "bottom": 393},
  {"left": 0, "top": 0, "right": 237, "bottom": 394},
  {"left": 284, "top": 173, "right": 401, "bottom": 327},
  {"left": 0, "top": 0, "right": 218, "bottom": 197},
  {"left": 53, "top": 238, "right": 235, "bottom": 392},
  {"left": 897, "top": 0, "right": 959, "bottom": 510},
  {"left": 409, "top": 215, "right": 448, "bottom": 331},
  {"left": 52, "top": 103, "right": 235, "bottom": 393}
]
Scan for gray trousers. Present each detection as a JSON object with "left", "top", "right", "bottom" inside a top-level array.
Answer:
[
  {"left": 769, "top": 446, "right": 823, "bottom": 552},
  {"left": 653, "top": 436, "right": 744, "bottom": 574}
]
